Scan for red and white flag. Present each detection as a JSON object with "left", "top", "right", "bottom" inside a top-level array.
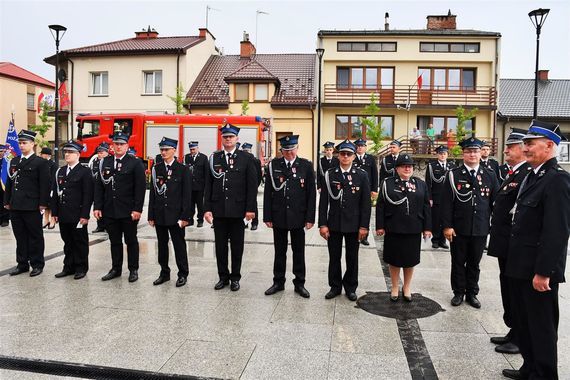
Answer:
[
  {"left": 37, "top": 92, "right": 44, "bottom": 112},
  {"left": 59, "top": 82, "right": 70, "bottom": 109}
]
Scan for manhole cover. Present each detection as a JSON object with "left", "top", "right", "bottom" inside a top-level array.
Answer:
[{"left": 356, "top": 291, "right": 445, "bottom": 320}]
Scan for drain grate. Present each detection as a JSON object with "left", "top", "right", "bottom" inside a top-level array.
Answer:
[
  {"left": 356, "top": 291, "right": 445, "bottom": 320},
  {"left": 0, "top": 355, "right": 221, "bottom": 380}
]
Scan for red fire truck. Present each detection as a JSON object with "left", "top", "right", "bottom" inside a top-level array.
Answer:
[{"left": 75, "top": 113, "right": 271, "bottom": 164}]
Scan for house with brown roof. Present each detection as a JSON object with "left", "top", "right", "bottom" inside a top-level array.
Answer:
[
  {"left": 187, "top": 33, "right": 316, "bottom": 160},
  {"left": 44, "top": 26, "right": 218, "bottom": 139},
  {"left": 0, "top": 62, "right": 55, "bottom": 141}
]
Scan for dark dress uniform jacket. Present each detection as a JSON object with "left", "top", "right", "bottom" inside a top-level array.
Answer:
[
  {"left": 318, "top": 167, "right": 371, "bottom": 233},
  {"left": 376, "top": 176, "right": 431, "bottom": 234},
  {"left": 481, "top": 158, "right": 501, "bottom": 180},
  {"left": 441, "top": 166, "right": 499, "bottom": 236},
  {"left": 317, "top": 156, "right": 339, "bottom": 190},
  {"left": 506, "top": 158, "right": 570, "bottom": 283},
  {"left": 379, "top": 154, "right": 397, "bottom": 185},
  {"left": 148, "top": 160, "right": 192, "bottom": 226},
  {"left": 4, "top": 154, "right": 50, "bottom": 210},
  {"left": 94, "top": 154, "right": 146, "bottom": 219},
  {"left": 354, "top": 153, "right": 379, "bottom": 192},
  {"left": 263, "top": 157, "right": 316, "bottom": 230},
  {"left": 204, "top": 150, "right": 257, "bottom": 218},
  {"left": 487, "top": 163, "right": 531, "bottom": 259},
  {"left": 51, "top": 164, "right": 94, "bottom": 223},
  {"left": 425, "top": 160, "right": 456, "bottom": 204},
  {"left": 498, "top": 163, "right": 509, "bottom": 183},
  {"left": 184, "top": 152, "right": 208, "bottom": 191}
]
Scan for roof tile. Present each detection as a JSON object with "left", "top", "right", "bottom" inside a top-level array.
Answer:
[
  {"left": 0, "top": 62, "right": 55, "bottom": 88},
  {"left": 499, "top": 79, "right": 570, "bottom": 118}
]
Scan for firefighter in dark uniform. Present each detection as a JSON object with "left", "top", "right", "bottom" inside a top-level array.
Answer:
[
  {"left": 425, "top": 145, "right": 456, "bottom": 249},
  {"left": 442, "top": 137, "right": 499, "bottom": 308},
  {"left": 204, "top": 124, "right": 258, "bottom": 291},
  {"left": 498, "top": 163, "right": 509, "bottom": 183},
  {"left": 487, "top": 129, "right": 530, "bottom": 356},
  {"left": 379, "top": 140, "right": 402, "bottom": 185},
  {"left": 40, "top": 147, "right": 58, "bottom": 229},
  {"left": 90, "top": 142, "right": 109, "bottom": 233},
  {"left": 319, "top": 139, "right": 371, "bottom": 301},
  {"left": 241, "top": 142, "right": 262, "bottom": 230},
  {"left": 184, "top": 141, "right": 208, "bottom": 227},
  {"left": 480, "top": 141, "right": 501, "bottom": 180},
  {"left": 263, "top": 135, "right": 316, "bottom": 298},
  {"left": 0, "top": 144, "right": 10, "bottom": 227},
  {"left": 4, "top": 130, "right": 50, "bottom": 276},
  {"left": 353, "top": 138, "right": 378, "bottom": 246},
  {"left": 51, "top": 140, "right": 94, "bottom": 279},
  {"left": 501, "top": 121, "right": 570, "bottom": 380},
  {"left": 149, "top": 137, "right": 191, "bottom": 287},
  {"left": 94, "top": 132, "right": 146, "bottom": 283},
  {"left": 317, "top": 141, "right": 339, "bottom": 192}
]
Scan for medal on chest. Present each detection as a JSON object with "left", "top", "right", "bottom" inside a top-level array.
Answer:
[
  {"left": 300, "top": 178, "right": 305, "bottom": 188},
  {"left": 292, "top": 167, "right": 297, "bottom": 178},
  {"left": 229, "top": 158, "right": 234, "bottom": 169}
]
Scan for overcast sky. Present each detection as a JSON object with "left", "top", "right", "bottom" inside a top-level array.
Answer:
[{"left": 1, "top": 0, "right": 569, "bottom": 82}]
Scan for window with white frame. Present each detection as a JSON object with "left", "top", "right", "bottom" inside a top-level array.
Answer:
[
  {"left": 27, "top": 93, "right": 35, "bottom": 110},
  {"left": 558, "top": 142, "right": 570, "bottom": 164},
  {"left": 254, "top": 84, "right": 268, "bottom": 101},
  {"left": 90, "top": 72, "right": 108, "bottom": 95},
  {"left": 143, "top": 70, "right": 162, "bottom": 94}
]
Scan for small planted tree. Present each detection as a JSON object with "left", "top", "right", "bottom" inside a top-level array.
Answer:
[
  {"left": 359, "top": 93, "right": 384, "bottom": 155},
  {"left": 241, "top": 100, "right": 250, "bottom": 116},
  {"left": 167, "top": 83, "right": 190, "bottom": 114},
  {"left": 450, "top": 105, "right": 478, "bottom": 157},
  {"left": 29, "top": 101, "right": 54, "bottom": 148}
]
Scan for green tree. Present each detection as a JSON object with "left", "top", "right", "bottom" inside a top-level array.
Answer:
[
  {"left": 241, "top": 100, "right": 250, "bottom": 116},
  {"left": 450, "top": 105, "right": 478, "bottom": 157},
  {"left": 359, "top": 93, "right": 385, "bottom": 155},
  {"left": 29, "top": 101, "right": 54, "bottom": 148},
  {"left": 167, "top": 83, "right": 190, "bottom": 114}
]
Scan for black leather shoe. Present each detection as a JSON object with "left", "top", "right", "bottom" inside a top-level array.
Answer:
[
  {"left": 502, "top": 369, "right": 524, "bottom": 380},
  {"left": 197, "top": 221, "right": 204, "bottom": 228},
  {"left": 495, "top": 342, "right": 520, "bottom": 354},
  {"left": 175, "top": 277, "right": 187, "bottom": 287},
  {"left": 128, "top": 271, "right": 138, "bottom": 283},
  {"left": 92, "top": 227, "right": 105, "bottom": 233},
  {"left": 325, "top": 289, "right": 341, "bottom": 299},
  {"left": 153, "top": 275, "right": 170, "bottom": 286},
  {"left": 294, "top": 285, "right": 310, "bottom": 298},
  {"left": 9, "top": 267, "right": 29, "bottom": 276},
  {"left": 250, "top": 224, "right": 258, "bottom": 231},
  {"left": 265, "top": 284, "right": 285, "bottom": 295},
  {"left": 101, "top": 269, "right": 121, "bottom": 281},
  {"left": 432, "top": 243, "right": 439, "bottom": 249},
  {"left": 30, "top": 268, "right": 43, "bottom": 277},
  {"left": 466, "top": 295, "right": 481, "bottom": 309},
  {"left": 74, "top": 272, "right": 86, "bottom": 280},
  {"left": 490, "top": 334, "right": 511, "bottom": 345},
  {"left": 55, "top": 270, "right": 74, "bottom": 278},
  {"left": 360, "top": 239, "right": 370, "bottom": 246},
  {"left": 214, "top": 280, "right": 229, "bottom": 290},
  {"left": 230, "top": 281, "right": 240, "bottom": 291},
  {"left": 346, "top": 292, "right": 357, "bottom": 301},
  {"left": 451, "top": 294, "right": 464, "bottom": 306},
  {"left": 438, "top": 243, "right": 450, "bottom": 249}
]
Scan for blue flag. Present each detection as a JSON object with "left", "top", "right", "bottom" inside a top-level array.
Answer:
[{"left": 1, "top": 119, "right": 21, "bottom": 190}]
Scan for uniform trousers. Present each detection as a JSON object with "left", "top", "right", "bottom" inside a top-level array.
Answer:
[
  {"left": 155, "top": 224, "right": 189, "bottom": 278},
  {"left": 431, "top": 203, "right": 445, "bottom": 245},
  {"left": 11, "top": 210, "right": 44, "bottom": 270},
  {"left": 450, "top": 234, "right": 486, "bottom": 296},
  {"left": 106, "top": 217, "right": 139, "bottom": 272},
  {"left": 272, "top": 227, "right": 305, "bottom": 286},
  {"left": 509, "top": 277, "right": 559, "bottom": 379},
  {"left": 190, "top": 190, "right": 204, "bottom": 223},
  {"left": 0, "top": 188, "right": 9, "bottom": 224},
  {"left": 328, "top": 231, "right": 359, "bottom": 293},
  {"left": 213, "top": 217, "right": 245, "bottom": 282},
  {"left": 498, "top": 257, "right": 516, "bottom": 343},
  {"left": 59, "top": 222, "right": 89, "bottom": 273}
]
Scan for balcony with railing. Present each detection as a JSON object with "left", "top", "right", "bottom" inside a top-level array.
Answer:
[{"left": 323, "top": 84, "right": 496, "bottom": 108}]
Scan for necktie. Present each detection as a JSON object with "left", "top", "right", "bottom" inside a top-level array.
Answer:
[
  {"left": 21, "top": 157, "right": 26, "bottom": 163},
  {"left": 166, "top": 164, "right": 171, "bottom": 172},
  {"left": 287, "top": 161, "right": 291, "bottom": 170},
  {"left": 470, "top": 169, "right": 477, "bottom": 185},
  {"left": 115, "top": 158, "right": 121, "bottom": 169},
  {"left": 226, "top": 152, "right": 231, "bottom": 164},
  {"left": 66, "top": 166, "right": 71, "bottom": 176}
]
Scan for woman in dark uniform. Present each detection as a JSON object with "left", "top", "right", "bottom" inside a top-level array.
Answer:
[{"left": 376, "top": 154, "right": 431, "bottom": 302}]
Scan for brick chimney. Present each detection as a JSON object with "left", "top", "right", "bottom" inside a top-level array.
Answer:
[
  {"left": 538, "top": 70, "right": 549, "bottom": 81},
  {"left": 240, "top": 31, "right": 256, "bottom": 58},
  {"left": 135, "top": 26, "right": 159, "bottom": 39},
  {"left": 427, "top": 9, "right": 457, "bottom": 30}
]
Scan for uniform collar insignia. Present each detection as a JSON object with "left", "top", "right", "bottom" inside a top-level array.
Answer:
[{"left": 538, "top": 169, "right": 546, "bottom": 177}]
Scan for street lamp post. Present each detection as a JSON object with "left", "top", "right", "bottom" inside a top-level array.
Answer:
[
  {"left": 315, "top": 48, "right": 325, "bottom": 165},
  {"left": 528, "top": 8, "right": 549, "bottom": 120},
  {"left": 48, "top": 24, "right": 67, "bottom": 162}
]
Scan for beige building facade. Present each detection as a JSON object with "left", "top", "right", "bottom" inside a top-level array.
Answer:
[{"left": 317, "top": 12, "right": 501, "bottom": 157}]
